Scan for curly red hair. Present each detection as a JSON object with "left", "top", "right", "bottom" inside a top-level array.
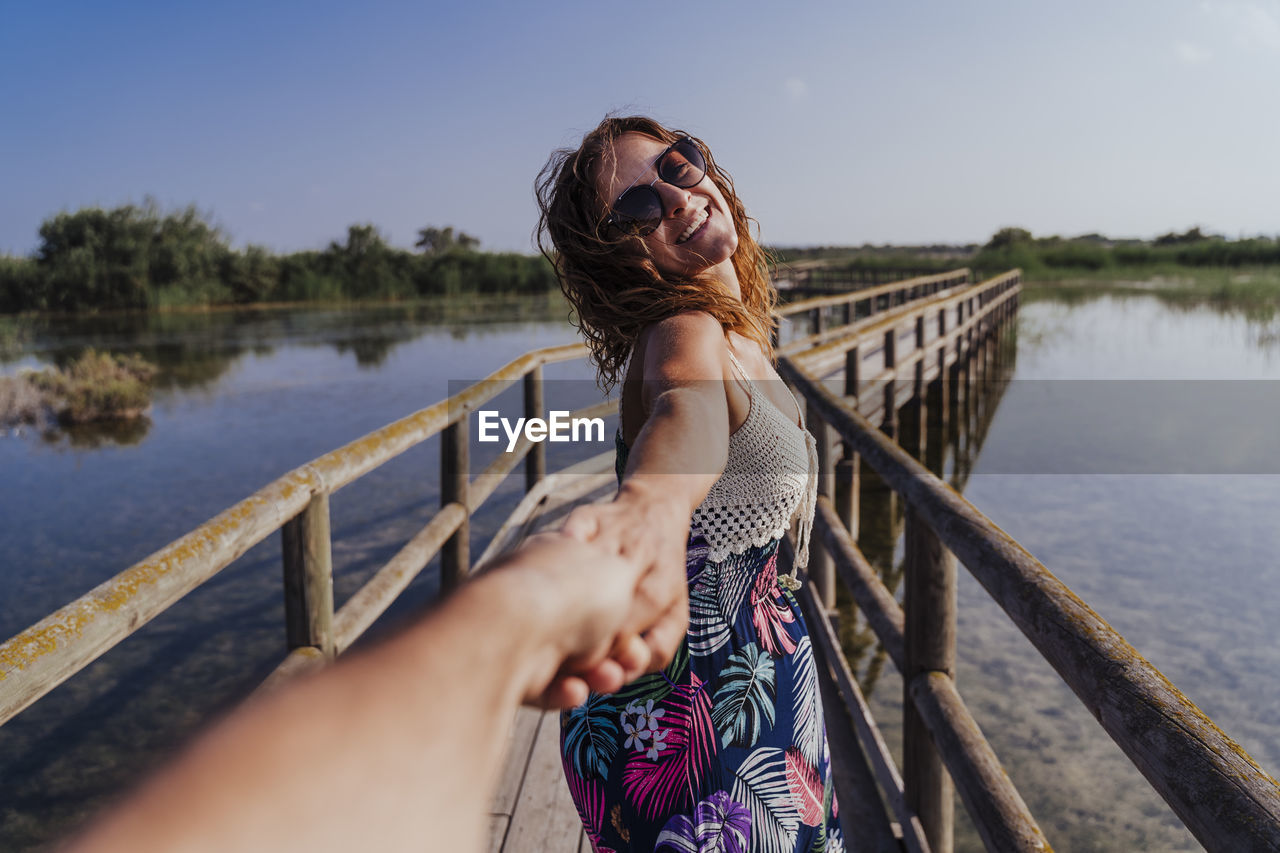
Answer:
[{"left": 535, "top": 115, "right": 777, "bottom": 391}]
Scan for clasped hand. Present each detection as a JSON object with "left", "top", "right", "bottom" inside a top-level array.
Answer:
[{"left": 515, "top": 482, "right": 691, "bottom": 710}]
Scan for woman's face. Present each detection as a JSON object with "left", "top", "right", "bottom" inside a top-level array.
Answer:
[{"left": 595, "top": 132, "right": 739, "bottom": 278}]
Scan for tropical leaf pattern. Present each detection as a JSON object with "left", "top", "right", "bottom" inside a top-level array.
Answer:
[
  {"left": 786, "top": 747, "right": 824, "bottom": 826},
  {"left": 654, "top": 789, "right": 751, "bottom": 853},
  {"left": 690, "top": 578, "right": 733, "bottom": 657},
  {"left": 621, "top": 674, "right": 719, "bottom": 821},
  {"left": 712, "top": 643, "right": 776, "bottom": 748},
  {"left": 791, "top": 637, "right": 823, "bottom": 768},
  {"left": 562, "top": 693, "right": 618, "bottom": 779},
  {"left": 731, "top": 748, "right": 800, "bottom": 853},
  {"left": 562, "top": 431, "right": 838, "bottom": 851},
  {"left": 613, "top": 642, "right": 688, "bottom": 708},
  {"left": 752, "top": 553, "right": 799, "bottom": 657}
]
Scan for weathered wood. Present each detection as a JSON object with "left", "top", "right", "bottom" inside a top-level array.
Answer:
[
  {"left": 794, "top": 576, "right": 931, "bottom": 853},
  {"left": 833, "top": 453, "right": 859, "bottom": 543},
  {"left": 789, "top": 275, "right": 1020, "bottom": 380},
  {"left": 807, "top": 399, "right": 836, "bottom": 609},
  {"left": 255, "top": 645, "right": 326, "bottom": 695},
  {"left": 524, "top": 365, "right": 546, "bottom": 492},
  {"left": 331, "top": 502, "right": 468, "bottom": 653},
  {"left": 281, "top": 491, "right": 336, "bottom": 658},
  {"left": 776, "top": 269, "right": 970, "bottom": 319},
  {"left": 903, "top": 506, "right": 957, "bottom": 853},
  {"left": 489, "top": 815, "right": 511, "bottom": 853},
  {"left": 0, "top": 466, "right": 318, "bottom": 726},
  {"left": 908, "top": 671, "right": 1052, "bottom": 852},
  {"left": 881, "top": 326, "right": 898, "bottom": 439},
  {"left": 492, "top": 705, "right": 543, "bottom": 817},
  {"left": 474, "top": 451, "right": 616, "bottom": 571},
  {"left": 778, "top": 357, "right": 1280, "bottom": 853},
  {"left": 808, "top": 599, "right": 904, "bottom": 852},
  {"left": 441, "top": 418, "right": 470, "bottom": 590},
  {"left": 503, "top": 710, "right": 583, "bottom": 851}
]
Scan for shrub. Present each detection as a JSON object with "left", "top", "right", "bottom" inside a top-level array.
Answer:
[{"left": 27, "top": 349, "right": 157, "bottom": 423}]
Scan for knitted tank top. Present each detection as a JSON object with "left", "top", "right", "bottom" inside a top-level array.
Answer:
[{"left": 617, "top": 348, "right": 818, "bottom": 589}]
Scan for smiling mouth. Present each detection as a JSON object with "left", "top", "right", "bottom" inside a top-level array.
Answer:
[{"left": 675, "top": 208, "right": 710, "bottom": 245}]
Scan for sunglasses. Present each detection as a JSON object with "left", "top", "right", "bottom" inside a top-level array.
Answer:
[{"left": 604, "top": 136, "right": 708, "bottom": 238}]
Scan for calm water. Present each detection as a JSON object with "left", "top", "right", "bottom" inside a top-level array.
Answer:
[{"left": 1, "top": 288, "right": 1278, "bottom": 850}]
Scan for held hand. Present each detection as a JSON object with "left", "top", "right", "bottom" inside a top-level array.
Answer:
[
  {"left": 482, "top": 532, "right": 652, "bottom": 708},
  {"left": 560, "top": 481, "right": 691, "bottom": 677}
]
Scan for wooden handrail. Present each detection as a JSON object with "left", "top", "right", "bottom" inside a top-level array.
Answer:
[
  {"left": 0, "top": 341, "right": 589, "bottom": 727},
  {"left": 778, "top": 348, "right": 1280, "bottom": 852}
]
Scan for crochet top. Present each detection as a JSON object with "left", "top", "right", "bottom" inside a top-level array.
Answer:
[{"left": 617, "top": 347, "right": 819, "bottom": 590}]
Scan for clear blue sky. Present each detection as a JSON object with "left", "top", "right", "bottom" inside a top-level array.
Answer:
[{"left": 3, "top": 0, "right": 1277, "bottom": 255}]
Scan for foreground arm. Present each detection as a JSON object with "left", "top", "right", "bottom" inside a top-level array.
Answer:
[{"left": 65, "top": 532, "right": 643, "bottom": 853}]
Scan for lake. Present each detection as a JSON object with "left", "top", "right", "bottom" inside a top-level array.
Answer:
[{"left": 1, "top": 287, "right": 1277, "bottom": 850}]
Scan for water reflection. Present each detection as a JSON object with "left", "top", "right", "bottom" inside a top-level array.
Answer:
[{"left": 1, "top": 295, "right": 567, "bottom": 445}]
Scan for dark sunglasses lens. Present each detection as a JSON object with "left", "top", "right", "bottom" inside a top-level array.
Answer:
[
  {"left": 661, "top": 139, "right": 706, "bottom": 187},
  {"left": 610, "top": 187, "right": 663, "bottom": 236}
]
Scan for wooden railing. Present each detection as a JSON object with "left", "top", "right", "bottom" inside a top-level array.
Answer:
[
  {"left": 0, "top": 268, "right": 975, "bottom": 731},
  {"left": 0, "top": 342, "right": 619, "bottom": 723},
  {"left": 775, "top": 270, "right": 1280, "bottom": 852}
]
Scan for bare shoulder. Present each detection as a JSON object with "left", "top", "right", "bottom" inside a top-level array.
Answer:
[{"left": 636, "top": 311, "right": 729, "bottom": 384}]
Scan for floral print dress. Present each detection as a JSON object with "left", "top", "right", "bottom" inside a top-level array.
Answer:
[{"left": 560, "top": 353, "right": 845, "bottom": 853}]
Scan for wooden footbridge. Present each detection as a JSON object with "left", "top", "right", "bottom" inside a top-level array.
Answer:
[{"left": 2, "top": 270, "right": 1279, "bottom": 852}]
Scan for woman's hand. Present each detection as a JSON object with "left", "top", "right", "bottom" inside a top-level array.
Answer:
[
  {"left": 561, "top": 479, "right": 692, "bottom": 674},
  {"left": 480, "top": 531, "right": 651, "bottom": 708}
]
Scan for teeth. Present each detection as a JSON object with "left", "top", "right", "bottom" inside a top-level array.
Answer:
[{"left": 677, "top": 209, "right": 708, "bottom": 244}]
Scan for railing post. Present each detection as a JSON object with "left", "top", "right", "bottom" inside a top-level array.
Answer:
[
  {"left": 281, "top": 491, "right": 335, "bottom": 659},
  {"left": 441, "top": 415, "right": 470, "bottom": 590},
  {"left": 835, "top": 345, "right": 861, "bottom": 540},
  {"left": 882, "top": 328, "right": 897, "bottom": 439},
  {"left": 811, "top": 306, "right": 825, "bottom": 336},
  {"left": 524, "top": 364, "right": 545, "bottom": 492},
  {"left": 807, "top": 400, "right": 835, "bottom": 610},
  {"left": 904, "top": 506, "right": 957, "bottom": 853}
]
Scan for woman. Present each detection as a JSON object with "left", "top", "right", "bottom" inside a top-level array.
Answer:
[{"left": 537, "top": 116, "right": 843, "bottom": 853}]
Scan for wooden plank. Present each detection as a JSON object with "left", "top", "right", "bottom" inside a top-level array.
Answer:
[
  {"left": 492, "top": 705, "right": 543, "bottom": 816},
  {"left": 503, "top": 710, "right": 582, "bottom": 852},
  {"left": 488, "top": 815, "right": 510, "bottom": 853}
]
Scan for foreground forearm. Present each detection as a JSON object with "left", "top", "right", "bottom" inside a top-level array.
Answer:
[{"left": 67, "top": 572, "right": 557, "bottom": 853}]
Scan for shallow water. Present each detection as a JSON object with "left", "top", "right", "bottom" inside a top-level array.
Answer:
[
  {"left": 1, "top": 289, "right": 1278, "bottom": 850},
  {"left": 852, "top": 289, "right": 1280, "bottom": 851}
]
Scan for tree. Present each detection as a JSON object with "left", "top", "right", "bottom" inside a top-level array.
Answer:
[
  {"left": 983, "top": 227, "right": 1034, "bottom": 251},
  {"left": 415, "top": 225, "right": 480, "bottom": 255}
]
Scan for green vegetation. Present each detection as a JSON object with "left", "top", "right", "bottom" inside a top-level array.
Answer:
[
  {"left": 0, "top": 201, "right": 558, "bottom": 314},
  {"left": 971, "top": 226, "right": 1280, "bottom": 278},
  {"left": 4, "top": 349, "right": 158, "bottom": 425}
]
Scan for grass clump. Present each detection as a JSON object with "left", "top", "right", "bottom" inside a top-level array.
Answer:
[{"left": 26, "top": 349, "right": 157, "bottom": 424}]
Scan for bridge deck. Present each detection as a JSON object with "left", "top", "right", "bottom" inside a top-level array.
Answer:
[{"left": 486, "top": 471, "right": 614, "bottom": 852}]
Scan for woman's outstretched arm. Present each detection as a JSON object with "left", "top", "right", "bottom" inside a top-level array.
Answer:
[
  {"left": 558, "top": 310, "right": 732, "bottom": 692},
  {"left": 63, "top": 532, "right": 645, "bottom": 853}
]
